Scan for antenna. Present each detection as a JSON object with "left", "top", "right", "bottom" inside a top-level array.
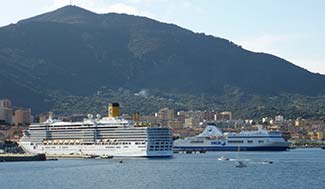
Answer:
[{"left": 70, "top": 0, "right": 73, "bottom": 5}]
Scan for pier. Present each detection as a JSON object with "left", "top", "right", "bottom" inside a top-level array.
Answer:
[{"left": 0, "top": 153, "right": 46, "bottom": 162}]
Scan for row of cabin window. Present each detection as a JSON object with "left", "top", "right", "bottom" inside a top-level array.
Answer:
[
  {"left": 151, "top": 141, "right": 171, "bottom": 145},
  {"left": 228, "top": 140, "right": 265, "bottom": 144},
  {"left": 150, "top": 145, "right": 173, "bottom": 148},
  {"left": 149, "top": 147, "right": 172, "bottom": 151}
]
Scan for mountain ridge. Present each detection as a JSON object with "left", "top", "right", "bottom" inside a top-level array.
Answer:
[
  {"left": 18, "top": 5, "right": 99, "bottom": 24},
  {"left": 1, "top": 6, "right": 325, "bottom": 114}
]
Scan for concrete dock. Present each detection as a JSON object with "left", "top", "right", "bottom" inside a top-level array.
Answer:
[{"left": 0, "top": 153, "right": 46, "bottom": 162}]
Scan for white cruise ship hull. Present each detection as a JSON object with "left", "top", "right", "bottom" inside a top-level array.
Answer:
[
  {"left": 19, "top": 142, "right": 173, "bottom": 157},
  {"left": 19, "top": 116, "right": 174, "bottom": 158}
]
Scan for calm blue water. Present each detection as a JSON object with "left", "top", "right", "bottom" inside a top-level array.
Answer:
[{"left": 0, "top": 149, "right": 324, "bottom": 189}]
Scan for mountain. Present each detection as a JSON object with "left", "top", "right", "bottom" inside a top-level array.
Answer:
[{"left": 1, "top": 5, "right": 325, "bottom": 114}]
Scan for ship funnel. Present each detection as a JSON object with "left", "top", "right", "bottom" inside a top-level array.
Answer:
[
  {"left": 108, "top": 103, "right": 120, "bottom": 118},
  {"left": 48, "top": 112, "right": 53, "bottom": 120},
  {"left": 133, "top": 112, "right": 140, "bottom": 121},
  {"left": 198, "top": 125, "right": 223, "bottom": 137}
]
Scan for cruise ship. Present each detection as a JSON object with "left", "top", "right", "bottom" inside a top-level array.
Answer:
[
  {"left": 174, "top": 124, "right": 289, "bottom": 151},
  {"left": 19, "top": 103, "right": 173, "bottom": 157}
]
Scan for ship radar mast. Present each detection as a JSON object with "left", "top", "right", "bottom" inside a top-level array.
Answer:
[
  {"left": 87, "top": 114, "right": 94, "bottom": 120},
  {"left": 49, "top": 112, "right": 53, "bottom": 120}
]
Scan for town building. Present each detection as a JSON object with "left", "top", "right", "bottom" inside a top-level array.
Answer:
[
  {"left": 0, "top": 99, "right": 12, "bottom": 108},
  {"left": 157, "top": 108, "right": 175, "bottom": 126},
  {"left": 15, "top": 109, "right": 32, "bottom": 126},
  {"left": 184, "top": 117, "right": 200, "bottom": 128},
  {"left": 168, "top": 120, "right": 184, "bottom": 129},
  {"left": 0, "top": 107, "right": 13, "bottom": 124},
  {"left": 217, "top": 111, "right": 232, "bottom": 121},
  {"left": 275, "top": 115, "right": 284, "bottom": 123}
]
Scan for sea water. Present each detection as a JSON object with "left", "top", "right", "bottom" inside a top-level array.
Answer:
[{"left": 0, "top": 148, "right": 324, "bottom": 189}]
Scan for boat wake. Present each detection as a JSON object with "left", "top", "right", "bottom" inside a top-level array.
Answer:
[{"left": 217, "top": 157, "right": 273, "bottom": 165}]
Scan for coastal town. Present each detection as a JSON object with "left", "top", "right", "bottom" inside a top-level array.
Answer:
[{"left": 1, "top": 98, "right": 324, "bottom": 152}]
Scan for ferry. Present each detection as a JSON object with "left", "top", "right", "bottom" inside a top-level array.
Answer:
[
  {"left": 19, "top": 103, "right": 173, "bottom": 157},
  {"left": 174, "top": 125, "right": 289, "bottom": 151}
]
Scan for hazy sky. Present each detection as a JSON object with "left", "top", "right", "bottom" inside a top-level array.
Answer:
[{"left": 1, "top": 0, "right": 324, "bottom": 74}]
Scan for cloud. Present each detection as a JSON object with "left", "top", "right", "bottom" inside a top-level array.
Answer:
[
  {"left": 291, "top": 58, "right": 325, "bottom": 74},
  {"left": 99, "top": 3, "right": 155, "bottom": 18},
  {"left": 238, "top": 33, "right": 325, "bottom": 74},
  {"left": 126, "top": 0, "right": 167, "bottom": 4},
  {"left": 182, "top": 1, "right": 192, "bottom": 8},
  {"left": 239, "top": 33, "right": 302, "bottom": 54},
  {"left": 52, "top": 0, "right": 69, "bottom": 8},
  {"left": 47, "top": 0, "right": 154, "bottom": 17},
  {"left": 127, "top": 0, "right": 151, "bottom": 3},
  {"left": 99, "top": 3, "right": 139, "bottom": 14},
  {"left": 45, "top": 0, "right": 96, "bottom": 11}
]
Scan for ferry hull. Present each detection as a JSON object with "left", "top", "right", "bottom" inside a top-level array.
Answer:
[{"left": 173, "top": 145, "right": 289, "bottom": 151}]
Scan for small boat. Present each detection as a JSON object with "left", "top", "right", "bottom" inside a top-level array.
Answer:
[
  {"left": 101, "top": 155, "right": 113, "bottom": 159},
  {"left": 234, "top": 146, "right": 246, "bottom": 167},
  {"left": 47, "top": 158, "right": 58, "bottom": 161},
  {"left": 84, "top": 155, "right": 99, "bottom": 159},
  {"left": 119, "top": 160, "right": 123, "bottom": 163},
  {"left": 321, "top": 146, "right": 325, "bottom": 150},
  {"left": 261, "top": 160, "right": 273, "bottom": 164},
  {"left": 235, "top": 161, "right": 247, "bottom": 168},
  {"left": 217, "top": 156, "right": 230, "bottom": 161}
]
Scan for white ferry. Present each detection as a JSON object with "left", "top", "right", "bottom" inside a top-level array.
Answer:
[
  {"left": 19, "top": 103, "right": 173, "bottom": 157},
  {"left": 174, "top": 125, "right": 289, "bottom": 151}
]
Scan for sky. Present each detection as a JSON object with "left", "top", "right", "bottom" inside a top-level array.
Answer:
[{"left": 1, "top": 0, "right": 324, "bottom": 74}]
